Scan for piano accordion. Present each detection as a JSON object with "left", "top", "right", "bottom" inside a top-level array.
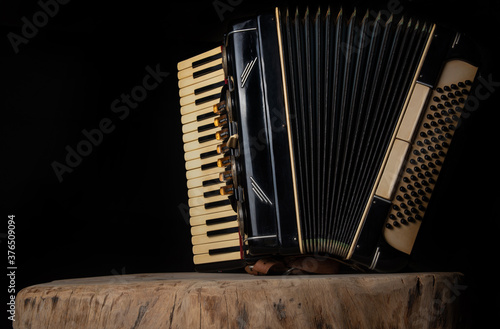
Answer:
[{"left": 177, "top": 5, "right": 479, "bottom": 272}]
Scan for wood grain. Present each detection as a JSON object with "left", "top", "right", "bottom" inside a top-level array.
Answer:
[{"left": 14, "top": 272, "right": 464, "bottom": 329}]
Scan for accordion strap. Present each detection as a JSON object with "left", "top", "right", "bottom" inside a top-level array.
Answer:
[{"left": 245, "top": 256, "right": 340, "bottom": 276}]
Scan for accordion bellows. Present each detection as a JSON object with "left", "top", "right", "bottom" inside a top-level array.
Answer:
[
  {"left": 279, "top": 7, "right": 431, "bottom": 257},
  {"left": 177, "top": 5, "right": 479, "bottom": 272}
]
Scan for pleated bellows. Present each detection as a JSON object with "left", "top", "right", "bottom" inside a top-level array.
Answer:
[{"left": 278, "top": 6, "right": 430, "bottom": 257}]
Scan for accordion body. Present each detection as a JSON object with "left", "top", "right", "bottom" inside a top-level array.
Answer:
[{"left": 177, "top": 5, "right": 479, "bottom": 272}]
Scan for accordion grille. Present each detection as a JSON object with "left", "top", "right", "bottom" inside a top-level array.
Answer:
[{"left": 278, "top": 7, "right": 431, "bottom": 257}]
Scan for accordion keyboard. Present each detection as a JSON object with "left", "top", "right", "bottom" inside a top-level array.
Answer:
[{"left": 177, "top": 47, "right": 243, "bottom": 266}]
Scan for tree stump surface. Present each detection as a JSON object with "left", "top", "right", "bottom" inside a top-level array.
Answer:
[{"left": 14, "top": 272, "right": 464, "bottom": 329}]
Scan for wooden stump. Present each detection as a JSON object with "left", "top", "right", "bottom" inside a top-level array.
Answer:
[{"left": 14, "top": 272, "right": 464, "bottom": 329}]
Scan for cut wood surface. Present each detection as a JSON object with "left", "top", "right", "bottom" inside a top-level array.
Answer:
[{"left": 14, "top": 272, "right": 464, "bottom": 329}]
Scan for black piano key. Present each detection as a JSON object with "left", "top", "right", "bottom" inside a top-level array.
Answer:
[
  {"left": 208, "top": 246, "right": 241, "bottom": 255},
  {"left": 197, "top": 111, "right": 217, "bottom": 121},
  {"left": 198, "top": 134, "right": 216, "bottom": 143},
  {"left": 193, "top": 64, "right": 223, "bottom": 79},
  {"left": 195, "top": 80, "right": 225, "bottom": 95},
  {"left": 201, "top": 162, "right": 218, "bottom": 171},
  {"left": 204, "top": 199, "right": 231, "bottom": 209},
  {"left": 203, "top": 178, "right": 221, "bottom": 187},
  {"left": 203, "top": 189, "right": 221, "bottom": 198},
  {"left": 206, "top": 215, "right": 237, "bottom": 225},
  {"left": 192, "top": 52, "right": 222, "bottom": 69},
  {"left": 197, "top": 122, "right": 216, "bottom": 133},
  {"left": 200, "top": 150, "right": 219, "bottom": 159},
  {"left": 195, "top": 93, "right": 221, "bottom": 106},
  {"left": 206, "top": 226, "right": 239, "bottom": 237}
]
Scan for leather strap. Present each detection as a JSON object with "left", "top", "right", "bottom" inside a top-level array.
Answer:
[
  {"left": 245, "top": 256, "right": 340, "bottom": 275},
  {"left": 245, "top": 258, "right": 287, "bottom": 275}
]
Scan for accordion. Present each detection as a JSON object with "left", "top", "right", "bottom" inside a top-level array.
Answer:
[{"left": 177, "top": 5, "right": 479, "bottom": 272}]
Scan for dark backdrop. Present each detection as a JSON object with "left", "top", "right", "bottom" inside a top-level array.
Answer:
[{"left": 2, "top": 0, "right": 499, "bottom": 328}]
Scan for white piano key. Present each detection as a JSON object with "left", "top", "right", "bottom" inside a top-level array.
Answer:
[
  {"left": 190, "top": 209, "right": 237, "bottom": 227},
  {"left": 181, "top": 106, "right": 216, "bottom": 125},
  {"left": 192, "top": 232, "right": 239, "bottom": 246},
  {"left": 178, "top": 68, "right": 224, "bottom": 90},
  {"left": 182, "top": 124, "right": 219, "bottom": 143},
  {"left": 184, "top": 143, "right": 219, "bottom": 162},
  {"left": 193, "top": 251, "right": 241, "bottom": 265},
  {"left": 189, "top": 203, "right": 233, "bottom": 217},
  {"left": 192, "top": 238, "right": 241, "bottom": 255},
  {"left": 187, "top": 172, "right": 221, "bottom": 189},
  {"left": 180, "top": 98, "right": 219, "bottom": 116},
  {"left": 182, "top": 117, "right": 214, "bottom": 134},
  {"left": 178, "top": 58, "right": 223, "bottom": 80},
  {"left": 189, "top": 193, "right": 228, "bottom": 208},
  {"left": 177, "top": 47, "right": 221, "bottom": 71},
  {"left": 191, "top": 219, "right": 239, "bottom": 236},
  {"left": 188, "top": 183, "right": 220, "bottom": 198},
  {"left": 179, "top": 75, "right": 225, "bottom": 98},
  {"left": 183, "top": 135, "right": 220, "bottom": 153},
  {"left": 185, "top": 155, "right": 222, "bottom": 172},
  {"left": 186, "top": 164, "right": 225, "bottom": 181},
  {"left": 180, "top": 89, "right": 221, "bottom": 107}
]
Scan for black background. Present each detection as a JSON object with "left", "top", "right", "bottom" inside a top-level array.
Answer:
[{"left": 2, "top": 0, "right": 499, "bottom": 328}]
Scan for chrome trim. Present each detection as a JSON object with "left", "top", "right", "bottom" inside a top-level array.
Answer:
[{"left": 224, "top": 27, "right": 257, "bottom": 46}]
